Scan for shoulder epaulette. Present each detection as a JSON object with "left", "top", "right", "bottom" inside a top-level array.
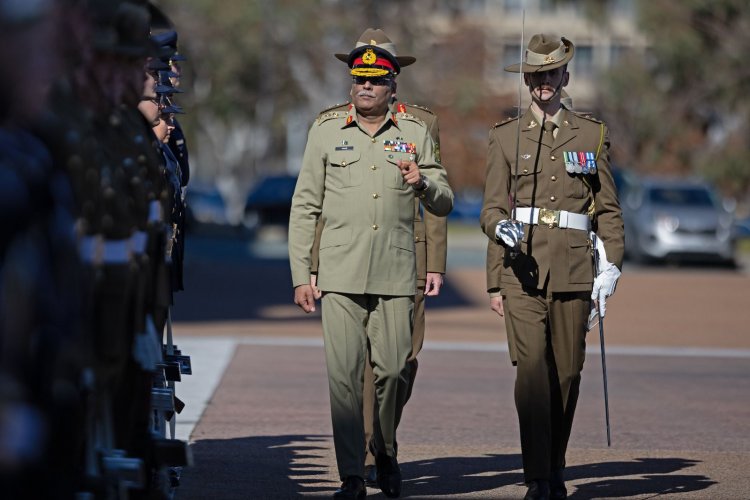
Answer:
[
  {"left": 397, "top": 112, "right": 426, "bottom": 127},
  {"left": 572, "top": 111, "right": 603, "bottom": 124},
  {"left": 492, "top": 116, "right": 517, "bottom": 129},
  {"left": 402, "top": 102, "right": 435, "bottom": 116},
  {"left": 316, "top": 103, "right": 350, "bottom": 124},
  {"left": 318, "top": 102, "right": 349, "bottom": 115}
]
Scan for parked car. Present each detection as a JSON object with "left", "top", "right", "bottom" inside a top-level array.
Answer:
[
  {"left": 734, "top": 216, "right": 750, "bottom": 239},
  {"left": 185, "top": 185, "right": 231, "bottom": 229},
  {"left": 622, "top": 177, "right": 736, "bottom": 265},
  {"left": 243, "top": 174, "right": 297, "bottom": 233}
]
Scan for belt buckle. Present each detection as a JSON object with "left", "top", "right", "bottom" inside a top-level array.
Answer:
[{"left": 539, "top": 208, "right": 560, "bottom": 228}]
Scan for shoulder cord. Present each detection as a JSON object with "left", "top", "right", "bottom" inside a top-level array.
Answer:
[{"left": 584, "top": 123, "right": 606, "bottom": 221}]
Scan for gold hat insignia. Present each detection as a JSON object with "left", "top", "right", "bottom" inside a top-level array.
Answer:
[{"left": 362, "top": 48, "right": 377, "bottom": 65}]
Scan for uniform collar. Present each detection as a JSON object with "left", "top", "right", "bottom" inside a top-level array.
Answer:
[
  {"left": 342, "top": 101, "right": 400, "bottom": 131},
  {"left": 530, "top": 106, "right": 564, "bottom": 130}
]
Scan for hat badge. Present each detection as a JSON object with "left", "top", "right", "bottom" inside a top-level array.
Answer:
[
  {"left": 543, "top": 54, "right": 557, "bottom": 64},
  {"left": 362, "top": 49, "right": 377, "bottom": 65}
]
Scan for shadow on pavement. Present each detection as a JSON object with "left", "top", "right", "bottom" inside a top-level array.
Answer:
[
  {"left": 567, "top": 458, "right": 716, "bottom": 499},
  {"left": 179, "top": 434, "right": 715, "bottom": 499},
  {"left": 179, "top": 434, "right": 336, "bottom": 499}
]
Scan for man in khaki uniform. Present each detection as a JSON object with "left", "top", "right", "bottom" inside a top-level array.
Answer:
[
  {"left": 481, "top": 34, "right": 623, "bottom": 500},
  {"left": 310, "top": 99, "right": 447, "bottom": 486},
  {"left": 289, "top": 29, "right": 453, "bottom": 499}
]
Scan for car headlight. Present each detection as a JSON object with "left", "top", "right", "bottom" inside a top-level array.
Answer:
[{"left": 656, "top": 214, "right": 680, "bottom": 232}]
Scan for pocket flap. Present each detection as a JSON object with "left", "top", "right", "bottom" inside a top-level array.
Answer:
[
  {"left": 328, "top": 150, "right": 361, "bottom": 167},
  {"left": 320, "top": 227, "right": 352, "bottom": 249},
  {"left": 390, "top": 228, "right": 414, "bottom": 252}
]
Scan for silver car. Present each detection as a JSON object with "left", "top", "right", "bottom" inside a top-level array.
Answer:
[{"left": 622, "top": 177, "right": 736, "bottom": 265}]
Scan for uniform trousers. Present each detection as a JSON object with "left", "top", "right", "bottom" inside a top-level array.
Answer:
[
  {"left": 321, "top": 292, "right": 413, "bottom": 480},
  {"left": 362, "top": 282, "right": 425, "bottom": 466},
  {"left": 502, "top": 281, "right": 590, "bottom": 482}
]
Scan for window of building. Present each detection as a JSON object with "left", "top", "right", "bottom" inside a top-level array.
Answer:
[
  {"left": 504, "top": 0, "right": 522, "bottom": 13},
  {"left": 572, "top": 44, "right": 593, "bottom": 77}
]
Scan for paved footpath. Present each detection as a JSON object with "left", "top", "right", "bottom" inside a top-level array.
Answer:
[{"left": 171, "top": 239, "right": 750, "bottom": 499}]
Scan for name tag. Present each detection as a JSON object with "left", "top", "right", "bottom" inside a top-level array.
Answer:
[{"left": 334, "top": 146, "right": 354, "bottom": 151}]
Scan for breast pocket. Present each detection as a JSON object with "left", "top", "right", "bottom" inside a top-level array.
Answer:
[
  {"left": 512, "top": 157, "right": 541, "bottom": 202},
  {"left": 564, "top": 173, "right": 589, "bottom": 199},
  {"left": 384, "top": 153, "right": 412, "bottom": 190},
  {"left": 328, "top": 150, "right": 362, "bottom": 187}
]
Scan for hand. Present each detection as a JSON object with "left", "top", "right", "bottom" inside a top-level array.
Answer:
[
  {"left": 294, "top": 284, "right": 317, "bottom": 313},
  {"left": 591, "top": 263, "right": 620, "bottom": 317},
  {"left": 489, "top": 296, "right": 504, "bottom": 317},
  {"left": 396, "top": 160, "right": 424, "bottom": 188},
  {"left": 424, "top": 272, "right": 443, "bottom": 297},
  {"left": 310, "top": 274, "right": 322, "bottom": 299},
  {"left": 495, "top": 219, "right": 524, "bottom": 250}
]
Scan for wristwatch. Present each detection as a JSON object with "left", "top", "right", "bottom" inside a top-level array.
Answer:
[{"left": 414, "top": 174, "right": 429, "bottom": 191}]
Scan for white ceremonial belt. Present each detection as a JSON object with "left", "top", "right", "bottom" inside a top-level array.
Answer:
[
  {"left": 79, "top": 231, "right": 148, "bottom": 264},
  {"left": 514, "top": 207, "right": 591, "bottom": 231}
]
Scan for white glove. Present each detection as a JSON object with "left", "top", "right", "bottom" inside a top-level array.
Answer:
[
  {"left": 590, "top": 232, "right": 621, "bottom": 318},
  {"left": 495, "top": 219, "right": 524, "bottom": 250}
]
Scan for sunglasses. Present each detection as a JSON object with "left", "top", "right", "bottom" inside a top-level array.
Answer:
[{"left": 352, "top": 76, "right": 394, "bottom": 86}]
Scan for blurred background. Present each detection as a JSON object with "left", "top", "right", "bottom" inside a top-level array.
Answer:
[{"left": 158, "top": 0, "right": 750, "bottom": 268}]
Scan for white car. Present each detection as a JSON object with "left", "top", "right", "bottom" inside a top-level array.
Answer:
[{"left": 622, "top": 177, "right": 736, "bottom": 265}]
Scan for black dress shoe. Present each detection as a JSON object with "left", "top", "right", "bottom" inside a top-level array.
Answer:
[
  {"left": 524, "top": 480, "right": 550, "bottom": 500},
  {"left": 333, "top": 476, "right": 366, "bottom": 499},
  {"left": 364, "top": 464, "right": 377, "bottom": 487},
  {"left": 368, "top": 440, "right": 401, "bottom": 498},
  {"left": 375, "top": 454, "right": 401, "bottom": 498},
  {"left": 550, "top": 469, "right": 567, "bottom": 499}
]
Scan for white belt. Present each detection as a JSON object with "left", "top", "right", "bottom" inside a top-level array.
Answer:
[
  {"left": 514, "top": 207, "right": 591, "bottom": 231},
  {"left": 79, "top": 231, "right": 148, "bottom": 264}
]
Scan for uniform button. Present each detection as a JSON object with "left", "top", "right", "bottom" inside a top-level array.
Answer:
[
  {"left": 341, "top": 161, "right": 347, "bottom": 167},
  {"left": 550, "top": 195, "right": 556, "bottom": 202},
  {"left": 371, "top": 138, "right": 376, "bottom": 143},
  {"left": 415, "top": 236, "right": 420, "bottom": 242},
  {"left": 550, "top": 155, "right": 556, "bottom": 161},
  {"left": 551, "top": 175, "right": 557, "bottom": 181},
  {"left": 370, "top": 165, "right": 376, "bottom": 170},
  {"left": 522, "top": 168, "right": 529, "bottom": 174},
  {"left": 372, "top": 193, "right": 379, "bottom": 199},
  {"left": 372, "top": 224, "right": 379, "bottom": 230},
  {"left": 548, "top": 223, "right": 555, "bottom": 228}
]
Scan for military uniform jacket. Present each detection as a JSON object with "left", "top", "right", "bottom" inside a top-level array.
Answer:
[
  {"left": 481, "top": 107, "right": 624, "bottom": 293},
  {"left": 308, "top": 103, "right": 449, "bottom": 285},
  {"left": 289, "top": 103, "right": 453, "bottom": 296}
]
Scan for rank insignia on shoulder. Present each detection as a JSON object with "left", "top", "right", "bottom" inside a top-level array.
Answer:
[
  {"left": 384, "top": 140, "right": 416, "bottom": 154},
  {"left": 564, "top": 151, "right": 598, "bottom": 174}
]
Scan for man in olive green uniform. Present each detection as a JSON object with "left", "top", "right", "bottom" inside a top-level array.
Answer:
[
  {"left": 289, "top": 29, "right": 453, "bottom": 499},
  {"left": 481, "top": 34, "right": 623, "bottom": 500},
  {"left": 310, "top": 99, "right": 447, "bottom": 485}
]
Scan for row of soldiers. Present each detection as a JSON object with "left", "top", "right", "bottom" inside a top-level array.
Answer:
[{"left": 0, "top": 1, "right": 193, "bottom": 498}]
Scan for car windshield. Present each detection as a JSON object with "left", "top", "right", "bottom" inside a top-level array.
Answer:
[{"left": 648, "top": 187, "right": 715, "bottom": 207}]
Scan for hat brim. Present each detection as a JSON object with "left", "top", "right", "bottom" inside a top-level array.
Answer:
[
  {"left": 504, "top": 38, "right": 574, "bottom": 73},
  {"left": 334, "top": 50, "right": 416, "bottom": 69}
]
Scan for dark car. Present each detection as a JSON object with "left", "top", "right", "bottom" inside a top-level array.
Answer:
[
  {"left": 622, "top": 177, "right": 736, "bottom": 265},
  {"left": 243, "top": 174, "right": 298, "bottom": 232},
  {"left": 185, "top": 186, "right": 230, "bottom": 229}
]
